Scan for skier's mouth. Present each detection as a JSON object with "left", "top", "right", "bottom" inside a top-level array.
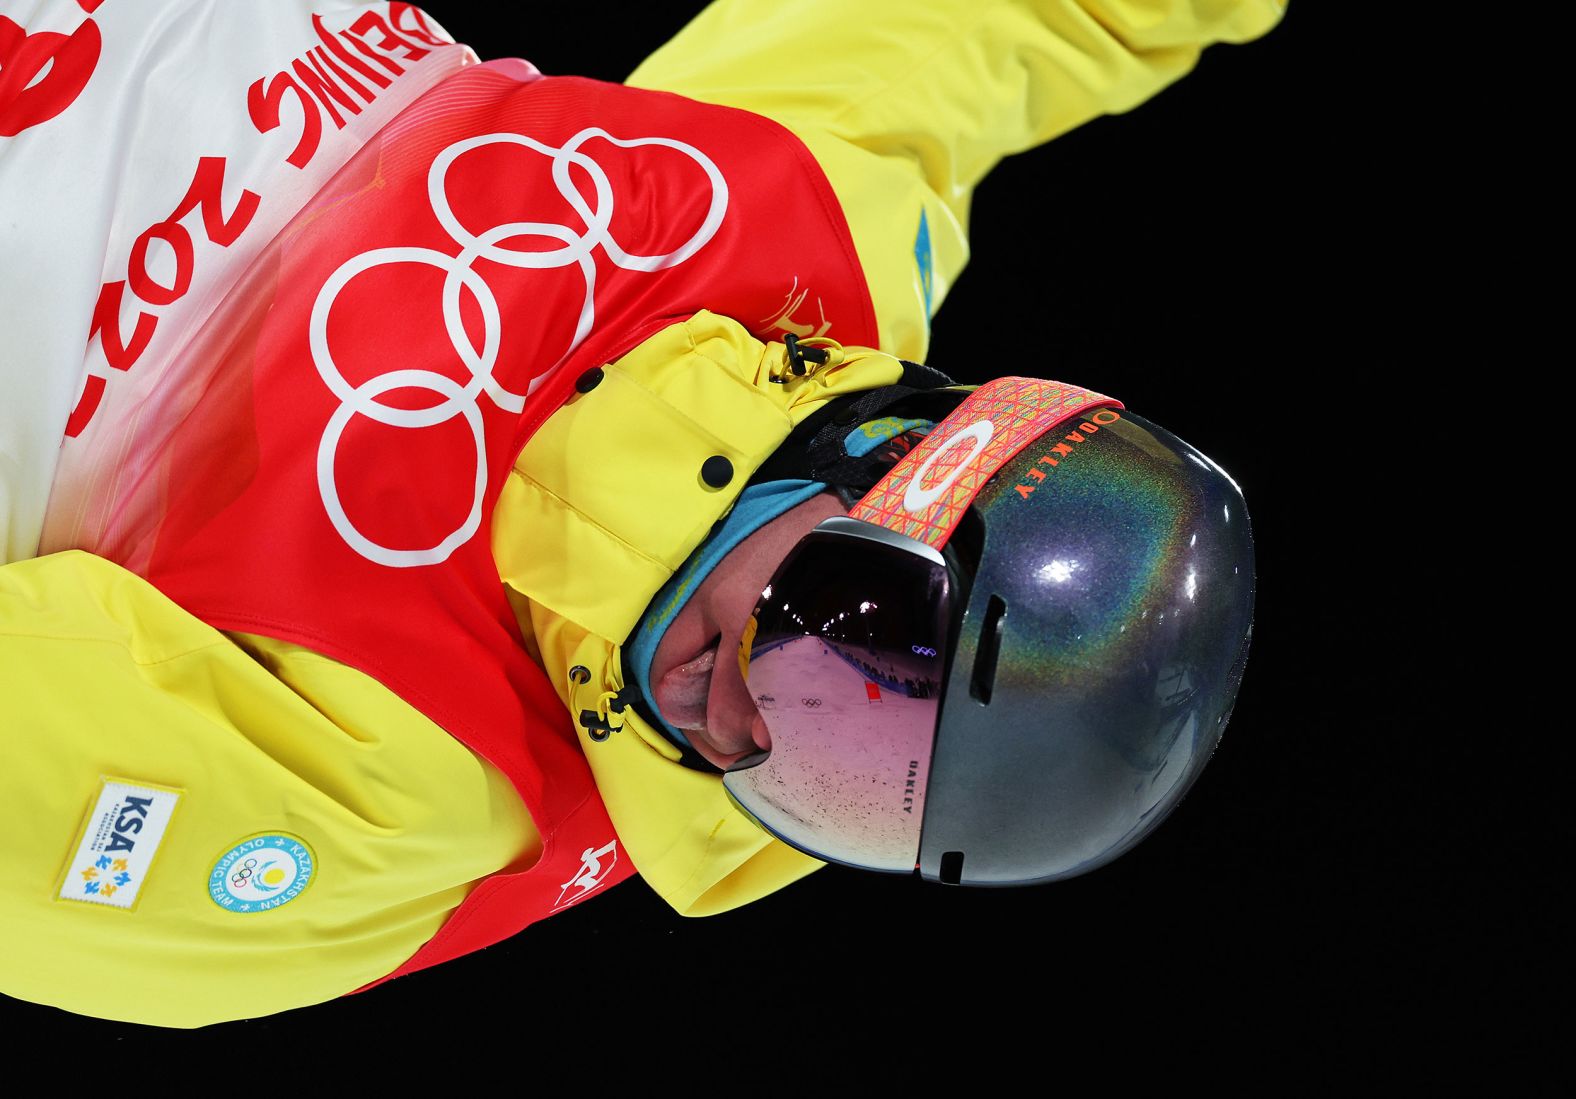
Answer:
[{"left": 654, "top": 645, "right": 716, "bottom": 732}]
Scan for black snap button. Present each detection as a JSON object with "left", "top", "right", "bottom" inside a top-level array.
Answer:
[
  {"left": 700, "top": 455, "right": 734, "bottom": 489},
  {"left": 574, "top": 368, "right": 604, "bottom": 394}
]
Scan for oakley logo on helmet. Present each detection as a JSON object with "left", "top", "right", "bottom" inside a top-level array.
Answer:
[
  {"left": 1013, "top": 408, "right": 1123, "bottom": 500},
  {"left": 309, "top": 127, "right": 728, "bottom": 567}
]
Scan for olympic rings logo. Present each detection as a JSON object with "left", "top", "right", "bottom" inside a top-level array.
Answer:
[
  {"left": 911, "top": 645, "right": 937, "bottom": 657},
  {"left": 310, "top": 127, "right": 729, "bottom": 567},
  {"left": 801, "top": 698, "right": 822, "bottom": 708}
]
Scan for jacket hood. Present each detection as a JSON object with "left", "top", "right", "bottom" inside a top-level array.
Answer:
[{"left": 492, "top": 309, "right": 906, "bottom": 915}]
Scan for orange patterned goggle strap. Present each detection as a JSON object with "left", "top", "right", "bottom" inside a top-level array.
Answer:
[{"left": 848, "top": 377, "right": 1122, "bottom": 550}]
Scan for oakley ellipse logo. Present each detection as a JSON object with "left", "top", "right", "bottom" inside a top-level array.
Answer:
[
  {"left": 310, "top": 127, "right": 728, "bottom": 568},
  {"left": 902, "top": 420, "right": 994, "bottom": 514}
]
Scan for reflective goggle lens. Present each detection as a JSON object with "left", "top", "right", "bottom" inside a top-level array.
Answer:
[{"left": 724, "top": 522, "right": 953, "bottom": 872}]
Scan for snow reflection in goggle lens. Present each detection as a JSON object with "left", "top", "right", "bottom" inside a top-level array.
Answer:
[{"left": 726, "top": 529, "right": 953, "bottom": 873}]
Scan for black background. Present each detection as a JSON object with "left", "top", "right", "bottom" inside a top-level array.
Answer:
[{"left": 5, "top": 2, "right": 1513, "bottom": 1078}]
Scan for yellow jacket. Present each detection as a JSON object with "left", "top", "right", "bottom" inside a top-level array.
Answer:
[{"left": 0, "top": 0, "right": 1286, "bottom": 1026}]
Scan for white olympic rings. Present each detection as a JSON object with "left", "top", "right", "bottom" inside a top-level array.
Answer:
[{"left": 310, "top": 127, "right": 729, "bottom": 567}]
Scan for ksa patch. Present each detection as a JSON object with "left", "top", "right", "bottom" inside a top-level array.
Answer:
[{"left": 57, "top": 778, "right": 183, "bottom": 911}]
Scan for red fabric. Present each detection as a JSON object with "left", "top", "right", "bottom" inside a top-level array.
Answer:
[
  {"left": 72, "top": 61, "right": 878, "bottom": 983},
  {"left": 0, "top": 11, "right": 102, "bottom": 137}
]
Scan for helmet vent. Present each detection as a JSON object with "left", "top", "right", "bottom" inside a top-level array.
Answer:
[
  {"left": 968, "top": 595, "right": 1007, "bottom": 705},
  {"left": 940, "top": 851, "right": 965, "bottom": 885}
]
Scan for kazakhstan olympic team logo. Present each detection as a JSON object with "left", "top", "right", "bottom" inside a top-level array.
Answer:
[{"left": 209, "top": 834, "right": 316, "bottom": 914}]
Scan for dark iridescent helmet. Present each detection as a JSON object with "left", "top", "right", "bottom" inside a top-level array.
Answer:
[{"left": 729, "top": 367, "right": 1256, "bottom": 885}]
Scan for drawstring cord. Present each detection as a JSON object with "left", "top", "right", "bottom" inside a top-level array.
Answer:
[
  {"left": 772, "top": 334, "right": 846, "bottom": 384},
  {"left": 569, "top": 665, "right": 639, "bottom": 742}
]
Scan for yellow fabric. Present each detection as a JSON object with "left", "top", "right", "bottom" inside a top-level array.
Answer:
[
  {"left": 0, "top": 552, "right": 539, "bottom": 1028},
  {"left": 0, "top": 0, "right": 1286, "bottom": 1025},
  {"left": 497, "top": 313, "right": 905, "bottom": 915},
  {"left": 628, "top": 0, "right": 1287, "bottom": 364}
]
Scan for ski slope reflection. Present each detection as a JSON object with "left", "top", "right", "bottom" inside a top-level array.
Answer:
[{"left": 730, "top": 634, "right": 942, "bottom": 871}]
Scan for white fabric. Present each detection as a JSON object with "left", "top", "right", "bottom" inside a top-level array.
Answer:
[{"left": 0, "top": 0, "right": 472, "bottom": 562}]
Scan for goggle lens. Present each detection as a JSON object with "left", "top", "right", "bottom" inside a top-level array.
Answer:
[{"left": 725, "top": 526, "right": 953, "bottom": 872}]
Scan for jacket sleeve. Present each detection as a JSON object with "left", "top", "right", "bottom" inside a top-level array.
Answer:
[
  {"left": 626, "top": 0, "right": 1287, "bottom": 363},
  {"left": 0, "top": 551, "right": 538, "bottom": 1028}
]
